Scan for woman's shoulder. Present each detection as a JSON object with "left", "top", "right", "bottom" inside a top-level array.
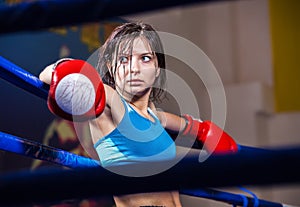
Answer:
[
  {"left": 103, "top": 84, "right": 120, "bottom": 106},
  {"left": 148, "top": 102, "right": 165, "bottom": 126},
  {"left": 103, "top": 84, "right": 125, "bottom": 124}
]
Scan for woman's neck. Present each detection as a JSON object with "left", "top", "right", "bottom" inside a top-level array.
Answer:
[
  {"left": 129, "top": 98, "right": 149, "bottom": 112},
  {"left": 117, "top": 89, "right": 152, "bottom": 112}
]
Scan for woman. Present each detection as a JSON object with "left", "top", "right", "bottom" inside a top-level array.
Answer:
[
  {"left": 40, "top": 22, "right": 185, "bottom": 207},
  {"left": 39, "top": 22, "right": 238, "bottom": 207}
]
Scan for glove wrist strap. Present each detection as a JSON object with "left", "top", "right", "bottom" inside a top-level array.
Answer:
[
  {"left": 52, "top": 58, "right": 74, "bottom": 71},
  {"left": 180, "top": 114, "right": 193, "bottom": 136}
]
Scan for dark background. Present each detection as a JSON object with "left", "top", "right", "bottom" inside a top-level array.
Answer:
[{"left": 0, "top": 14, "right": 124, "bottom": 172}]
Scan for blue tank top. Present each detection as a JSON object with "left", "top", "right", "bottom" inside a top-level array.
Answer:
[{"left": 94, "top": 99, "right": 176, "bottom": 167}]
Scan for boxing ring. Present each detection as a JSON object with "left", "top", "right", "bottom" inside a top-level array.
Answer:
[
  {"left": 1, "top": 42, "right": 299, "bottom": 207},
  {"left": 1, "top": 1, "right": 300, "bottom": 206}
]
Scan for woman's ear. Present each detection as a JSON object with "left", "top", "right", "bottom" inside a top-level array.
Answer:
[{"left": 155, "top": 67, "right": 160, "bottom": 78}]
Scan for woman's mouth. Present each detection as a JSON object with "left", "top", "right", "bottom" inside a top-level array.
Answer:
[{"left": 127, "top": 79, "right": 144, "bottom": 85}]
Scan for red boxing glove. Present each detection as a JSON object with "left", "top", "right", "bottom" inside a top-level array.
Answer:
[
  {"left": 181, "top": 114, "right": 239, "bottom": 155},
  {"left": 48, "top": 59, "right": 106, "bottom": 121}
]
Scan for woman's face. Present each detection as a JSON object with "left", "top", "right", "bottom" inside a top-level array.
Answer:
[{"left": 113, "top": 37, "right": 160, "bottom": 100}]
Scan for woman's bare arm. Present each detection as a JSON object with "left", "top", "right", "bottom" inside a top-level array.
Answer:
[{"left": 156, "top": 110, "right": 186, "bottom": 133}]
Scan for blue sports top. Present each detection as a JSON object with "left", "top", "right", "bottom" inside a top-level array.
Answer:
[{"left": 94, "top": 98, "right": 176, "bottom": 167}]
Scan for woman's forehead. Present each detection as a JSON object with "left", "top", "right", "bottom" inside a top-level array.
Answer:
[{"left": 118, "top": 36, "right": 153, "bottom": 55}]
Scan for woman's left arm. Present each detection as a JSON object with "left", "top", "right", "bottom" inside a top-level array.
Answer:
[
  {"left": 152, "top": 103, "right": 239, "bottom": 154},
  {"left": 148, "top": 102, "right": 185, "bottom": 133},
  {"left": 156, "top": 110, "right": 186, "bottom": 133}
]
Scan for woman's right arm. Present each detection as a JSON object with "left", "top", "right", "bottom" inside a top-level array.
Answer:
[
  {"left": 39, "top": 59, "right": 106, "bottom": 121},
  {"left": 39, "top": 59, "right": 115, "bottom": 109},
  {"left": 39, "top": 59, "right": 124, "bottom": 124}
]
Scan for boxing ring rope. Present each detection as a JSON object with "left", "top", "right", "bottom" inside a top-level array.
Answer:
[
  {"left": 0, "top": 56, "right": 49, "bottom": 100},
  {"left": 0, "top": 0, "right": 215, "bottom": 34},
  {"left": 0, "top": 133, "right": 300, "bottom": 207},
  {"left": 0, "top": 131, "right": 99, "bottom": 168},
  {"left": 0, "top": 55, "right": 299, "bottom": 207},
  {"left": 0, "top": 130, "right": 295, "bottom": 207},
  {"left": 181, "top": 188, "right": 284, "bottom": 207}
]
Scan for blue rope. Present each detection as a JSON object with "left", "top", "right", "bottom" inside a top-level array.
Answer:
[
  {"left": 239, "top": 186, "right": 259, "bottom": 207},
  {"left": 180, "top": 188, "right": 283, "bottom": 207},
  {"left": 0, "top": 131, "right": 99, "bottom": 168},
  {"left": 239, "top": 194, "right": 248, "bottom": 207},
  {"left": 0, "top": 55, "right": 49, "bottom": 100}
]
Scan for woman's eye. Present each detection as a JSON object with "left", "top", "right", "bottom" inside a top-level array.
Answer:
[
  {"left": 119, "top": 56, "right": 129, "bottom": 64},
  {"left": 142, "top": 56, "right": 152, "bottom": 62}
]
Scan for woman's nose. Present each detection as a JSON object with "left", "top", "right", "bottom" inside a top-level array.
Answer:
[{"left": 130, "top": 58, "right": 140, "bottom": 73}]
